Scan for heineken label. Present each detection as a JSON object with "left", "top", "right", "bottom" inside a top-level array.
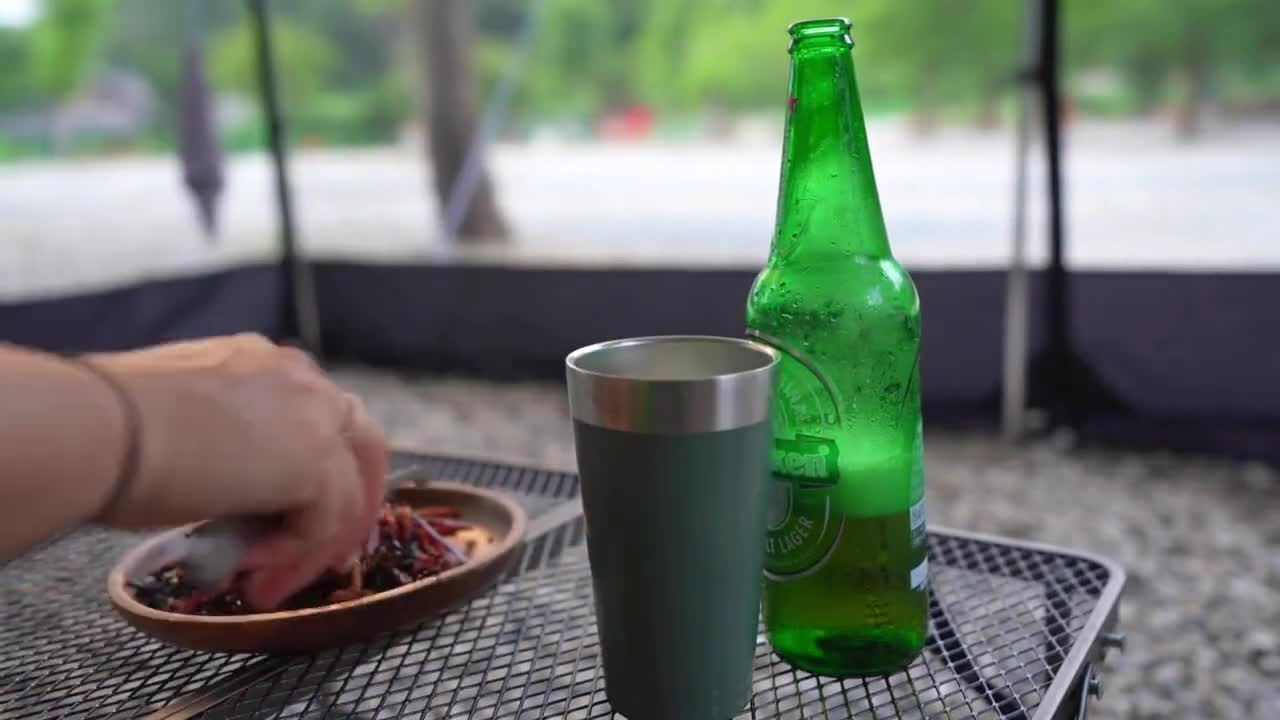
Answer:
[
  {"left": 772, "top": 434, "right": 839, "bottom": 485},
  {"left": 765, "top": 469, "right": 843, "bottom": 579},
  {"left": 910, "top": 559, "right": 929, "bottom": 590},
  {"left": 909, "top": 498, "right": 927, "bottom": 550},
  {"left": 750, "top": 332, "right": 845, "bottom": 580}
]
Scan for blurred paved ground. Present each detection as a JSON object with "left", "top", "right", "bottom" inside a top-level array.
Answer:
[
  {"left": 2, "top": 119, "right": 1278, "bottom": 302},
  {"left": 332, "top": 367, "right": 1280, "bottom": 720}
]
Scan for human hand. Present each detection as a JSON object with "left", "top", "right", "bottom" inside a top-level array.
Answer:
[{"left": 86, "top": 334, "right": 388, "bottom": 609}]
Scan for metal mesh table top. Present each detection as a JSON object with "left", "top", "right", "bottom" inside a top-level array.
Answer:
[{"left": 0, "top": 452, "right": 1124, "bottom": 720}]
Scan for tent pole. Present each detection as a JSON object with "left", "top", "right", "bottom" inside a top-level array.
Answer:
[
  {"left": 1001, "top": 1, "right": 1040, "bottom": 442},
  {"left": 1039, "top": 0, "right": 1071, "bottom": 429},
  {"left": 248, "top": 0, "right": 323, "bottom": 357}
]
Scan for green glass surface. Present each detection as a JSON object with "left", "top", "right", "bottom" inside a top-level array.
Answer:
[{"left": 746, "top": 17, "right": 929, "bottom": 678}]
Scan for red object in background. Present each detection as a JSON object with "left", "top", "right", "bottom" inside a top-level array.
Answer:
[{"left": 598, "top": 105, "right": 655, "bottom": 140}]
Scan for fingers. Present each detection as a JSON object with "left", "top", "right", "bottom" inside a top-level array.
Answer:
[
  {"left": 241, "top": 448, "right": 371, "bottom": 604},
  {"left": 243, "top": 542, "right": 340, "bottom": 611},
  {"left": 105, "top": 333, "right": 391, "bottom": 609},
  {"left": 278, "top": 345, "right": 320, "bottom": 372},
  {"left": 344, "top": 393, "right": 389, "bottom": 534},
  {"left": 240, "top": 416, "right": 384, "bottom": 610}
]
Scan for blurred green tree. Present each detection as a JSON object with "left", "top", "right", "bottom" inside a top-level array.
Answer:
[
  {"left": 4, "top": 0, "right": 1277, "bottom": 155},
  {"left": 209, "top": 15, "right": 337, "bottom": 111},
  {"left": 856, "top": 0, "right": 1018, "bottom": 132},
  {"left": 632, "top": 0, "right": 1019, "bottom": 128},
  {"left": 1067, "top": 0, "right": 1280, "bottom": 137},
  {"left": 278, "top": 0, "right": 394, "bottom": 90},
  {"left": 29, "top": 0, "right": 114, "bottom": 99},
  {"left": 100, "top": 0, "right": 238, "bottom": 139},
  {"left": 523, "top": 0, "right": 612, "bottom": 117},
  {"left": 0, "top": 30, "right": 38, "bottom": 109}
]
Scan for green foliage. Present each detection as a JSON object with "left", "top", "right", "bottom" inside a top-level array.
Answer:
[
  {"left": 528, "top": 0, "right": 1019, "bottom": 119},
  {"left": 629, "top": 0, "right": 691, "bottom": 108},
  {"left": 861, "top": 0, "right": 1018, "bottom": 123},
  {"left": 352, "top": 0, "right": 403, "bottom": 15},
  {"left": 275, "top": 0, "right": 396, "bottom": 88},
  {"left": 522, "top": 0, "right": 618, "bottom": 117},
  {"left": 0, "top": 29, "right": 38, "bottom": 108},
  {"left": 474, "top": 36, "right": 519, "bottom": 108},
  {"left": 293, "top": 77, "right": 413, "bottom": 146},
  {"left": 677, "top": 2, "right": 788, "bottom": 110},
  {"left": 1066, "top": 0, "right": 1280, "bottom": 111},
  {"left": 472, "top": 0, "right": 529, "bottom": 37},
  {"left": 210, "top": 16, "right": 337, "bottom": 110},
  {"left": 204, "top": 5, "right": 412, "bottom": 148},
  {"left": 0, "top": 135, "right": 49, "bottom": 161},
  {"left": 4, "top": 0, "right": 1279, "bottom": 157},
  {"left": 674, "top": 0, "right": 872, "bottom": 110},
  {"left": 97, "top": 0, "right": 240, "bottom": 135},
  {"left": 29, "top": 0, "right": 114, "bottom": 99},
  {"left": 221, "top": 118, "right": 267, "bottom": 153}
]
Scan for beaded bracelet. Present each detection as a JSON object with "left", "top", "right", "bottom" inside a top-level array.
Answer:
[{"left": 70, "top": 357, "right": 143, "bottom": 521}]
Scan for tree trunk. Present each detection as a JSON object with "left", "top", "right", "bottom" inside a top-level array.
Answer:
[
  {"left": 975, "top": 92, "right": 1001, "bottom": 131},
  {"left": 1173, "top": 37, "right": 1210, "bottom": 141},
  {"left": 1129, "top": 58, "right": 1163, "bottom": 116},
  {"left": 412, "top": 0, "right": 508, "bottom": 242},
  {"left": 910, "top": 80, "right": 939, "bottom": 138}
]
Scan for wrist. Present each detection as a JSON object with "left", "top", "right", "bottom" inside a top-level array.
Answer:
[{"left": 70, "top": 355, "right": 145, "bottom": 525}]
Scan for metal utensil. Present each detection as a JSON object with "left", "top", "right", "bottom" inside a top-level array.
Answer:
[{"left": 177, "top": 464, "right": 429, "bottom": 590}]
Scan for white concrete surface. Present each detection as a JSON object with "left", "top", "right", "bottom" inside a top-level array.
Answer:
[{"left": 1, "top": 118, "right": 1277, "bottom": 303}]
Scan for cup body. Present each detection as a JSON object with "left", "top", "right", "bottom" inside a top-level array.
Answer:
[{"left": 566, "top": 336, "right": 778, "bottom": 720}]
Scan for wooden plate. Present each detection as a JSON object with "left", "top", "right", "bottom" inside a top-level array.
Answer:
[{"left": 108, "top": 483, "right": 528, "bottom": 654}]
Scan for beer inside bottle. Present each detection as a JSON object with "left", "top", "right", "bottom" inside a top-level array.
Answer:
[{"left": 746, "top": 17, "right": 928, "bottom": 678}]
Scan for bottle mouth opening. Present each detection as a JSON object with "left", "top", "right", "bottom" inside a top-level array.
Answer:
[{"left": 788, "top": 17, "right": 853, "bottom": 50}]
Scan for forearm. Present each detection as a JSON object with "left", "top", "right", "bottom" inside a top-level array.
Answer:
[{"left": 0, "top": 344, "right": 127, "bottom": 561}]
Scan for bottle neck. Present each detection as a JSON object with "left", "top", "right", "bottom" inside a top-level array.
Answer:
[{"left": 771, "top": 44, "right": 891, "bottom": 263}]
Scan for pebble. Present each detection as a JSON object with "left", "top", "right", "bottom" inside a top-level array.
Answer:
[
  {"left": 1242, "top": 462, "right": 1277, "bottom": 491},
  {"left": 333, "top": 367, "right": 1280, "bottom": 720},
  {"left": 1148, "top": 659, "right": 1186, "bottom": 687},
  {"left": 1248, "top": 688, "right": 1280, "bottom": 715},
  {"left": 1247, "top": 630, "right": 1280, "bottom": 676}
]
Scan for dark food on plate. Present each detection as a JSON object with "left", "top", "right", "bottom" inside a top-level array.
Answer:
[{"left": 130, "top": 504, "right": 472, "bottom": 615}]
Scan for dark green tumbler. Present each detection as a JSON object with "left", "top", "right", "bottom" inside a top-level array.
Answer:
[{"left": 566, "top": 336, "right": 779, "bottom": 720}]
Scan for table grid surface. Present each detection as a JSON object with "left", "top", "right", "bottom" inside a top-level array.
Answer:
[{"left": 0, "top": 453, "right": 1119, "bottom": 720}]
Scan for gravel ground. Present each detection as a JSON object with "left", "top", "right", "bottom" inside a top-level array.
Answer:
[{"left": 332, "top": 367, "right": 1280, "bottom": 720}]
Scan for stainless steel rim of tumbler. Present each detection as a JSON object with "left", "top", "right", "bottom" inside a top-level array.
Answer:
[{"left": 566, "top": 335, "right": 778, "bottom": 434}]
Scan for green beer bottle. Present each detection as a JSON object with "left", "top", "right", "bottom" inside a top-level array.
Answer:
[{"left": 746, "top": 17, "right": 928, "bottom": 678}]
